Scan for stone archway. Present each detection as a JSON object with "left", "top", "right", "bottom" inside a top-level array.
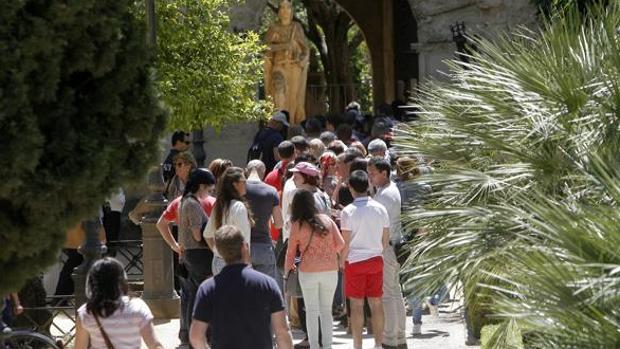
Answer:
[
  {"left": 333, "top": 0, "right": 539, "bottom": 108},
  {"left": 335, "top": 0, "right": 395, "bottom": 108}
]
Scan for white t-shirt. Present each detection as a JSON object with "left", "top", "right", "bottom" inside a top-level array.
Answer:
[
  {"left": 106, "top": 188, "right": 126, "bottom": 212},
  {"left": 77, "top": 296, "right": 153, "bottom": 349},
  {"left": 341, "top": 196, "right": 390, "bottom": 263},
  {"left": 203, "top": 199, "right": 251, "bottom": 257},
  {"left": 281, "top": 178, "right": 297, "bottom": 240},
  {"left": 373, "top": 181, "right": 402, "bottom": 243}
]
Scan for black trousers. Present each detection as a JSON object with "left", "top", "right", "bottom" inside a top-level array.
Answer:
[
  {"left": 55, "top": 249, "right": 83, "bottom": 296},
  {"left": 102, "top": 210, "right": 121, "bottom": 256}
]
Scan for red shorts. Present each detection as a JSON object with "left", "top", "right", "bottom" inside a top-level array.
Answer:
[{"left": 344, "top": 256, "right": 383, "bottom": 298}]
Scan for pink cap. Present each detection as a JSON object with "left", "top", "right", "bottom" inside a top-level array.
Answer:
[{"left": 290, "top": 162, "right": 320, "bottom": 177}]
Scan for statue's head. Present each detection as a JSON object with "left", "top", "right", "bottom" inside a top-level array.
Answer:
[{"left": 278, "top": 0, "right": 293, "bottom": 25}]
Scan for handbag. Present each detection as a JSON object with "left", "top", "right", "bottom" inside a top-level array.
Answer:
[
  {"left": 93, "top": 314, "right": 115, "bottom": 349},
  {"left": 285, "top": 228, "right": 314, "bottom": 298},
  {"left": 276, "top": 237, "right": 288, "bottom": 274}
]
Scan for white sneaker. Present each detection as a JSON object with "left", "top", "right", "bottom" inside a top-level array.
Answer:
[{"left": 412, "top": 324, "right": 422, "bottom": 335}]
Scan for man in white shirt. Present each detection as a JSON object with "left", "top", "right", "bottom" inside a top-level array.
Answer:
[
  {"left": 368, "top": 157, "right": 407, "bottom": 349},
  {"left": 340, "top": 170, "right": 390, "bottom": 349}
]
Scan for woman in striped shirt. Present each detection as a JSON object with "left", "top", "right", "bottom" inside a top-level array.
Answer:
[{"left": 75, "top": 258, "right": 163, "bottom": 349}]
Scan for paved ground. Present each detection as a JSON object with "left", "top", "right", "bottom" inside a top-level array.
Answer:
[{"left": 147, "top": 299, "right": 479, "bottom": 349}]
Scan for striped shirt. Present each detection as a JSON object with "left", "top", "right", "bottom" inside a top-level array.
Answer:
[{"left": 78, "top": 297, "right": 153, "bottom": 349}]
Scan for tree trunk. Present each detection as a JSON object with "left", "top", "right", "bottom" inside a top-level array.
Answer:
[{"left": 300, "top": 0, "right": 357, "bottom": 115}]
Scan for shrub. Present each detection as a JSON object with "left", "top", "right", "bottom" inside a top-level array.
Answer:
[{"left": 0, "top": 0, "right": 167, "bottom": 294}]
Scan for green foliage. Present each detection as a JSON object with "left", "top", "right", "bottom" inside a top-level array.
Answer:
[
  {"left": 0, "top": 0, "right": 167, "bottom": 294},
  {"left": 532, "top": 0, "right": 608, "bottom": 17},
  {"left": 349, "top": 26, "right": 373, "bottom": 113},
  {"left": 396, "top": 3, "right": 620, "bottom": 348},
  {"left": 154, "top": 0, "right": 271, "bottom": 130}
]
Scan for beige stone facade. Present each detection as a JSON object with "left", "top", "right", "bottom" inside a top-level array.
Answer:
[{"left": 411, "top": 0, "right": 537, "bottom": 83}]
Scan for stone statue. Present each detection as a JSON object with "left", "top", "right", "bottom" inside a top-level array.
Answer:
[{"left": 264, "top": 0, "right": 309, "bottom": 125}]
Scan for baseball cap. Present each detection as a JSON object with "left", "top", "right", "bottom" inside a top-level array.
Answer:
[
  {"left": 290, "top": 162, "right": 320, "bottom": 177},
  {"left": 189, "top": 168, "right": 216, "bottom": 186},
  {"left": 270, "top": 111, "right": 290, "bottom": 127}
]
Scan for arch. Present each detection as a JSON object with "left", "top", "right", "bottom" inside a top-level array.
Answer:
[{"left": 334, "top": 0, "right": 419, "bottom": 109}]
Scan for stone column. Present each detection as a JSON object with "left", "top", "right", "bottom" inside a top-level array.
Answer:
[
  {"left": 138, "top": 167, "right": 180, "bottom": 318},
  {"left": 72, "top": 218, "right": 106, "bottom": 308}
]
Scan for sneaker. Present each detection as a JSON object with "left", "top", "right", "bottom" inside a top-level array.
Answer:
[
  {"left": 294, "top": 338, "right": 310, "bottom": 349},
  {"left": 412, "top": 324, "right": 422, "bottom": 335}
]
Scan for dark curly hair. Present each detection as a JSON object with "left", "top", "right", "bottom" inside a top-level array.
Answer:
[{"left": 86, "top": 257, "right": 129, "bottom": 318}]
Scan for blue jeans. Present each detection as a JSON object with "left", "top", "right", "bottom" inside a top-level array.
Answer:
[
  {"left": 408, "top": 295, "right": 424, "bottom": 325},
  {"left": 251, "top": 242, "right": 277, "bottom": 280},
  {"left": 333, "top": 270, "right": 344, "bottom": 309}
]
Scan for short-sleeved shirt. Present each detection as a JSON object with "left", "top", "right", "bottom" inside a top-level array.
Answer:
[
  {"left": 373, "top": 181, "right": 402, "bottom": 243},
  {"left": 78, "top": 297, "right": 153, "bottom": 349},
  {"left": 162, "top": 149, "right": 180, "bottom": 183},
  {"left": 162, "top": 196, "right": 215, "bottom": 223},
  {"left": 179, "top": 196, "right": 209, "bottom": 250},
  {"left": 341, "top": 196, "right": 390, "bottom": 263},
  {"left": 285, "top": 214, "right": 344, "bottom": 273},
  {"left": 246, "top": 180, "right": 280, "bottom": 244},
  {"left": 193, "top": 264, "right": 285, "bottom": 349},
  {"left": 203, "top": 200, "right": 252, "bottom": 257},
  {"left": 264, "top": 161, "right": 289, "bottom": 192},
  {"left": 257, "top": 127, "right": 284, "bottom": 172}
]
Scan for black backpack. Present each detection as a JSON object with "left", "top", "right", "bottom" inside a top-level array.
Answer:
[{"left": 247, "top": 129, "right": 265, "bottom": 163}]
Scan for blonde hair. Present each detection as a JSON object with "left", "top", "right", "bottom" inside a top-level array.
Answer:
[
  {"left": 396, "top": 156, "right": 419, "bottom": 181},
  {"left": 308, "top": 138, "right": 326, "bottom": 160},
  {"left": 215, "top": 225, "right": 245, "bottom": 264}
]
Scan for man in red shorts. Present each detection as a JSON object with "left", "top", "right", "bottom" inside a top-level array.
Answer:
[{"left": 340, "top": 170, "right": 390, "bottom": 349}]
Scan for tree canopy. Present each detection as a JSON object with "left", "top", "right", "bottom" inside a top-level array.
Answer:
[
  {"left": 154, "top": 0, "right": 271, "bottom": 130},
  {"left": 0, "top": 0, "right": 167, "bottom": 294}
]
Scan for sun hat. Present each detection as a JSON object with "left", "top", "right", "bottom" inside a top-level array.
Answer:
[{"left": 290, "top": 162, "right": 320, "bottom": 177}]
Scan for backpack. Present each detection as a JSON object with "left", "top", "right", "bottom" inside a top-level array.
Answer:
[{"left": 247, "top": 129, "right": 265, "bottom": 163}]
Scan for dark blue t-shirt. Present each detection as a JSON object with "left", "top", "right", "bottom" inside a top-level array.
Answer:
[
  {"left": 192, "top": 263, "right": 285, "bottom": 349},
  {"left": 258, "top": 127, "right": 284, "bottom": 172},
  {"left": 246, "top": 180, "right": 280, "bottom": 244}
]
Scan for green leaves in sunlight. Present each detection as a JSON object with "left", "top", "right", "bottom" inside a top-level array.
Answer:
[
  {"left": 396, "top": 2, "right": 620, "bottom": 348},
  {"left": 155, "top": 0, "right": 271, "bottom": 130}
]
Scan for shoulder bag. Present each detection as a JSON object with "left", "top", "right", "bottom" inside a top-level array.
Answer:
[
  {"left": 285, "top": 226, "right": 314, "bottom": 298},
  {"left": 93, "top": 314, "right": 115, "bottom": 349}
]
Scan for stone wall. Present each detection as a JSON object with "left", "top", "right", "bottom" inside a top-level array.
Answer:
[{"left": 410, "top": 0, "right": 538, "bottom": 82}]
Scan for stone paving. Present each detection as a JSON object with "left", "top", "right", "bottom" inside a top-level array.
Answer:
[{"left": 147, "top": 299, "right": 479, "bottom": 349}]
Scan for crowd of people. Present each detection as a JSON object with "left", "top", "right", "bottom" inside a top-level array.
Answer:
[{"left": 71, "top": 104, "right": 436, "bottom": 349}]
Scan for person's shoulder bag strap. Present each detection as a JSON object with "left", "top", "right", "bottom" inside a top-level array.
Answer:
[
  {"left": 93, "top": 314, "right": 115, "bottom": 349},
  {"left": 298, "top": 223, "right": 315, "bottom": 266}
]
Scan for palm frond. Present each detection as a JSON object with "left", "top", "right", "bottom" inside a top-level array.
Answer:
[{"left": 396, "top": 2, "right": 620, "bottom": 347}]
